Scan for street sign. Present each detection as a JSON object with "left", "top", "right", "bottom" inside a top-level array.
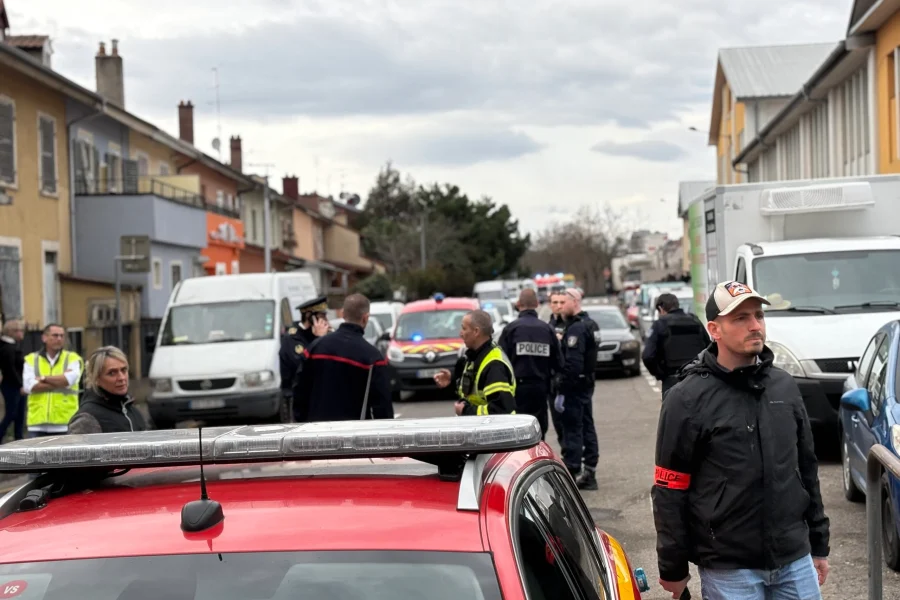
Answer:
[{"left": 119, "top": 235, "right": 150, "bottom": 273}]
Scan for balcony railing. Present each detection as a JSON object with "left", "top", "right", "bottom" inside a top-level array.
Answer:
[{"left": 75, "top": 175, "right": 240, "bottom": 218}]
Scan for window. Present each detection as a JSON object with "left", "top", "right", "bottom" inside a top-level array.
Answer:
[
  {"left": 106, "top": 143, "right": 122, "bottom": 193},
  {"left": 159, "top": 162, "right": 170, "bottom": 176},
  {"left": 161, "top": 300, "right": 276, "bottom": 345},
  {"left": 136, "top": 152, "right": 149, "bottom": 176},
  {"left": 42, "top": 248, "right": 59, "bottom": 326},
  {"left": 866, "top": 337, "right": 890, "bottom": 420},
  {"left": 0, "top": 97, "right": 15, "bottom": 186},
  {"left": 516, "top": 472, "right": 610, "bottom": 600},
  {"left": 231, "top": 260, "right": 239, "bottom": 274},
  {"left": 314, "top": 225, "right": 325, "bottom": 259},
  {"left": 38, "top": 114, "right": 57, "bottom": 195},
  {"left": 226, "top": 193, "right": 233, "bottom": 211},
  {"left": 152, "top": 258, "right": 162, "bottom": 289},
  {"left": 170, "top": 261, "right": 183, "bottom": 288},
  {"left": 74, "top": 136, "right": 99, "bottom": 194},
  {"left": 856, "top": 334, "right": 882, "bottom": 388},
  {"left": 0, "top": 240, "right": 23, "bottom": 321},
  {"left": 251, "top": 209, "right": 258, "bottom": 243},
  {"left": 216, "top": 190, "right": 225, "bottom": 208},
  {"left": 735, "top": 257, "right": 747, "bottom": 284},
  {"left": 215, "top": 262, "right": 227, "bottom": 276}
]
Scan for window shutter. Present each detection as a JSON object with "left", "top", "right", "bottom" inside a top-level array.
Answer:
[
  {"left": 122, "top": 158, "right": 139, "bottom": 193},
  {"left": 0, "top": 102, "right": 15, "bottom": 183},
  {"left": 39, "top": 118, "right": 56, "bottom": 193}
]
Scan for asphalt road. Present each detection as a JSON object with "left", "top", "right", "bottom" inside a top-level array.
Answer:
[{"left": 396, "top": 369, "right": 900, "bottom": 600}]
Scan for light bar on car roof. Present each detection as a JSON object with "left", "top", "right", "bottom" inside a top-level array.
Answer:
[{"left": 0, "top": 416, "right": 542, "bottom": 473}]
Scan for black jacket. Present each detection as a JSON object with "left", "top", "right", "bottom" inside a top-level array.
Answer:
[
  {"left": 68, "top": 389, "right": 150, "bottom": 434},
  {"left": 451, "top": 340, "right": 517, "bottom": 415},
  {"left": 642, "top": 309, "right": 710, "bottom": 380},
  {"left": 279, "top": 322, "right": 319, "bottom": 393},
  {"left": 498, "top": 309, "right": 563, "bottom": 388},
  {"left": 652, "top": 344, "right": 829, "bottom": 581},
  {"left": 0, "top": 337, "right": 23, "bottom": 389},
  {"left": 558, "top": 315, "right": 596, "bottom": 395},
  {"left": 293, "top": 322, "right": 393, "bottom": 422}
]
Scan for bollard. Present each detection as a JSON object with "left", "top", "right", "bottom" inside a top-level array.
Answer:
[{"left": 866, "top": 444, "right": 900, "bottom": 600}]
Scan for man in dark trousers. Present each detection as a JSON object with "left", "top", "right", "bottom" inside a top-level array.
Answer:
[
  {"left": 653, "top": 281, "right": 829, "bottom": 600},
  {"left": 642, "top": 293, "right": 710, "bottom": 398},
  {"left": 498, "top": 288, "right": 563, "bottom": 439},
  {"left": 555, "top": 288, "right": 599, "bottom": 490},
  {"left": 0, "top": 319, "right": 26, "bottom": 442},
  {"left": 434, "top": 310, "right": 517, "bottom": 416},
  {"left": 279, "top": 295, "right": 330, "bottom": 418},
  {"left": 292, "top": 294, "right": 393, "bottom": 422}
]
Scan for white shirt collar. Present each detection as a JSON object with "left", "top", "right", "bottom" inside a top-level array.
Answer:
[{"left": 0, "top": 336, "right": 14, "bottom": 344}]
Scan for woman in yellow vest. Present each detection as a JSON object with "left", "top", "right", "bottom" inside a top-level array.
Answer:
[
  {"left": 22, "top": 324, "right": 82, "bottom": 437},
  {"left": 434, "top": 310, "right": 516, "bottom": 416}
]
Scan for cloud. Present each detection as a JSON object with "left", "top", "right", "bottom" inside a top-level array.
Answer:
[{"left": 591, "top": 140, "right": 688, "bottom": 162}]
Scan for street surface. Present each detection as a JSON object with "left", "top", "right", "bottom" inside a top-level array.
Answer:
[{"left": 398, "top": 368, "right": 900, "bottom": 600}]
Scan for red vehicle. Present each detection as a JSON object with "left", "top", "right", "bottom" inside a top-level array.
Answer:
[
  {"left": 0, "top": 416, "right": 647, "bottom": 599},
  {"left": 385, "top": 295, "right": 479, "bottom": 397}
]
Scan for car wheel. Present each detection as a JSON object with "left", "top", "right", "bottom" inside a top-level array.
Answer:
[
  {"left": 883, "top": 472, "right": 900, "bottom": 571},
  {"left": 842, "top": 431, "right": 864, "bottom": 503}
]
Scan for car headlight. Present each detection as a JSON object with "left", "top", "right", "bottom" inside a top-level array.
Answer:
[
  {"left": 892, "top": 425, "right": 900, "bottom": 452},
  {"left": 243, "top": 370, "right": 275, "bottom": 387},
  {"left": 388, "top": 346, "right": 405, "bottom": 363},
  {"left": 621, "top": 340, "right": 640, "bottom": 351},
  {"left": 151, "top": 378, "right": 172, "bottom": 393},
  {"left": 768, "top": 341, "right": 806, "bottom": 378}
]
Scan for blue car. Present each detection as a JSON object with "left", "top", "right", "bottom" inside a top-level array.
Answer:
[{"left": 839, "top": 320, "right": 900, "bottom": 570}]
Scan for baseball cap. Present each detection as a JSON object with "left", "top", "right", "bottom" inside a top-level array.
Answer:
[{"left": 705, "top": 281, "right": 771, "bottom": 322}]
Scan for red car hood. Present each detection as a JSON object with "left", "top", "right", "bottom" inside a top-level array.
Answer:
[{"left": 392, "top": 338, "right": 464, "bottom": 355}]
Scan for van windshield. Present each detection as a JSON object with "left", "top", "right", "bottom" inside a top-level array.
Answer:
[{"left": 160, "top": 300, "right": 276, "bottom": 345}]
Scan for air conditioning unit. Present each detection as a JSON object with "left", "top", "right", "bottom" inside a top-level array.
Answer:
[{"left": 759, "top": 181, "right": 874, "bottom": 216}]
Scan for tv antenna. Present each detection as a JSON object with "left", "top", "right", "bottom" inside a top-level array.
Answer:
[
  {"left": 180, "top": 426, "right": 225, "bottom": 532},
  {"left": 211, "top": 67, "right": 223, "bottom": 160}
]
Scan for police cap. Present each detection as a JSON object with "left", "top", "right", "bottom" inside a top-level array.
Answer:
[{"left": 296, "top": 295, "right": 328, "bottom": 314}]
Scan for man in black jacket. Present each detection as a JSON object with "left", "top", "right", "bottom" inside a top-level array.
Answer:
[
  {"left": 498, "top": 288, "right": 563, "bottom": 438},
  {"left": 292, "top": 294, "right": 393, "bottom": 422},
  {"left": 0, "top": 319, "right": 26, "bottom": 441},
  {"left": 653, "top": 281, "right": 829, "bottom": 600},
  {"left": 642, "top": 293, "right": 710, "bottom": 398}
]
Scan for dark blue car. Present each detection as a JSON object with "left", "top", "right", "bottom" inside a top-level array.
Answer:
[{"left": 840, "top": 320, "right": 900, "bottom": 570}]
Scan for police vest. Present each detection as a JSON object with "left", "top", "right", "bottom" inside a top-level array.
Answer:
[
  {"left": 661, "top": 313, "right": 708, "bottom": 374},
  {"left": 25, "top": 350, "right": 82, "bottom": 429},
  {"left": 457, "top": 346, "right": 517, "bottom": 416}
]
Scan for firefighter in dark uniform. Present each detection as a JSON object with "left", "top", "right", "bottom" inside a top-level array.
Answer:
[
  {"left": 641, "top": 292, "right": 710, "bottom": 398},
  {"left": 279, "top": 295, "right": 330, "bottom": 419},
  {"left": 292, "top": 294, "right": 393, "bottom": 422},
  {"left": 555, "top": 288, "right": 599, "bottom": 490},
  {"left": 498, "top": 288, "right": 563, "bottom": 439},
  {"left": 434, "top": 310, "right": 517, "bottom": 416}
]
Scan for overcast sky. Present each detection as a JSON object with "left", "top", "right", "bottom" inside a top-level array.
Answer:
[{"left": 11, "top": 0, "right": 851, "bottom": 239}]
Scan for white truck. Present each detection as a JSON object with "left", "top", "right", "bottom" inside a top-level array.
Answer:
[{"left": 686, "top": 175, "right": 900, "bottom": 440}]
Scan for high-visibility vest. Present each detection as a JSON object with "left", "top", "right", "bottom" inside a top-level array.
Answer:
[
  {"left": 457, "top": 345, "right": 517, "bottom": 416},
  {"left": 25, "top": 350, "right": 82, "bottom": 429}
]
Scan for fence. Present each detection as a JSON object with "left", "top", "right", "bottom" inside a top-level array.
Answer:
[
  {"left": 75, "top": 175, "right": 240, "bottom": 219},
  {"left": 866, "top": 444, "right": 900, "bottom": 600}
]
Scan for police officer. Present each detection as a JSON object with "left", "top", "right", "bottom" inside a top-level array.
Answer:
[
  {"left": 642, "top": 292, "right": 710, "bottom": 398},
  {"left": 554, "top": 288, "right": 599, "bottom": 490},
  {"left": 279, "top": 295, "right": 330, "bottom": 420},
  {"left": 548, "top": 291, "right": 566, "bottom": 338},
  {"left": 434, "top": 310, "right": 516, "bottom": 416},
  {"left": 292, "top": 294, "right": 393, "bottom": 422},
  {"left": 498, "top": 288, "right": 563, "bottom": 439}
]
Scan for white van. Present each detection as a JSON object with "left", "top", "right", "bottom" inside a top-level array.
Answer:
[
  {"left": 369, "top": 301, "right": 405, "bottom": 335},
  {"left": 147, "top": 272, "right": 319, "bottom": 428}
]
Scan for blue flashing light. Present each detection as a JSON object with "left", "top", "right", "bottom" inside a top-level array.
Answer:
[
  {"left": 483, "top": 302, "right": 494, "bottom": 309},
  {"left": 411, "top": 333, "right": 424, "bottom": 342},
  {"left": 433, "top": 293, "right": 445, "bottom": 303}
]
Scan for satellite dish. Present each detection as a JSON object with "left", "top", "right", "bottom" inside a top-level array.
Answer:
[{"left": 211, "top": 138, "right": 221, "bottom": 151}]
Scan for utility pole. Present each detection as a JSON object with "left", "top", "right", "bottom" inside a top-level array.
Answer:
[
  {"left": 212, "top": 67, "right": 223, "bottom": 160},
  {"left": 249, "top": 162, "right": 276, "bottom": 272},
  {"left": 417, "top": 198, "right": 428, "bottom": 270}
]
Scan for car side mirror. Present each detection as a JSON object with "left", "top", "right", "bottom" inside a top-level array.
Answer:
[
  {"left": 841, "top": 387, "right": 871, "bottom": 412},
  {"left": 629, "top": 322, "right": 638, "bottom": 330}
]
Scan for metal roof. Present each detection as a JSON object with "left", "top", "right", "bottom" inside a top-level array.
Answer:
[
  {"left": 677, "top": 180, "right": 714, "bottom": 217},
  {"left": 719, "top": 43, "right": 838, "bottom": 98}
]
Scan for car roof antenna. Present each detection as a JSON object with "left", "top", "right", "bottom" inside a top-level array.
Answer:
[{"left": 180, "top": 427, "right": 224, "bottom": 532}]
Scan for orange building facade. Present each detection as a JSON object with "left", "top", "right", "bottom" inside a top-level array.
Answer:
[{"left": 202, "top": 212, "right": 245, "bottom": 275}]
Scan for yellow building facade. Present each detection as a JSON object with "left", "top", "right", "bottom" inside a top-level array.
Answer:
[{"left": 0, "top": 62, "right": 71, "bottom": 327}]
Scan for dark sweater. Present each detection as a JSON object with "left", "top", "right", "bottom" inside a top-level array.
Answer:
[{"left": 0, "top": 337, "right": 23, "bottom": 389}]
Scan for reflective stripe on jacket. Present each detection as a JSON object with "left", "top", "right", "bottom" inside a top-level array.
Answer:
[
  {"left": 457, "top": 346, "right": 517, "bottom": 415},
  {"left": 25, "top": 350, "right": 82, "bottom": 428}
]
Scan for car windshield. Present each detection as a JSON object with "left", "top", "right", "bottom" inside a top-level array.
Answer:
[
  {"left": 371, "top": 312, "right": 394, "bottom": 332},
  {"left": 753, "top": 250, "right": 900, "bottom": 314},
  {"left": 482, "top": 302, "right": 510, "bottom": 316},
  {"left": 0, "top": 551, "right": 502, "bottom": 600},
  {"left": 585, "top": 309, "right": 628, "bottom": 329},
  {"left": 160, "top": 301, "right": 276, "bottom": 345},
  {"left": 394, "top": 310, "right": 469, "bottom": 341}
]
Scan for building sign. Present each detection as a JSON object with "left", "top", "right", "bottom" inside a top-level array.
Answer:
[{"left": 206, "top": 213, "right": 245, "bottom": 249}]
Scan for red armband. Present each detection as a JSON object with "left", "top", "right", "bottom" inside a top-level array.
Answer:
[{"left": 654, "top": 466, "right": 691, "bottom": 490}]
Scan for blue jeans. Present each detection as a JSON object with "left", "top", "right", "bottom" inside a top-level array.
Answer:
[{"left": 699, "top": 554, "right": 822, "bottom": 600}]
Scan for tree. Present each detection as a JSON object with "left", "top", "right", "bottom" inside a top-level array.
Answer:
[
  {"left": 525, "top": 205, "right": 631, "bottom": 295},
  {"left": 360, "top": 163, "right": 530, "bottom": 297},
  {"left": 352, "top": 273, "right": 393, "bottom": 301}
]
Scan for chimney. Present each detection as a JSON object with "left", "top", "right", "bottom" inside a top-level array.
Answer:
[
  {"left": 95, "top": 39, "right": 125, "bottom": 107},
  {"left": 178, "top": 101, "right": 194, "bottom": 144},
  {"left": 229, "top": 136, "right": 242, "bottom": 172},
  {"left": 283, "top": 175, "right": 299, "bottom": 200}
]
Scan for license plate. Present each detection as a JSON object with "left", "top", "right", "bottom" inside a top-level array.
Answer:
[
  {"left": 597, "top": 352, "right": 614, "bottom": 362},
  {"left": 417, "top": 368, "right": 442, "bottom": 379},
  {"left": 189, "top": 398, "right": 226, "bottom": 410}
]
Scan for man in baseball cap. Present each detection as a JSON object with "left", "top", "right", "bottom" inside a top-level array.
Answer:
[{"left": 653, "top": 280, "right": 830, "bottom": 600}]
